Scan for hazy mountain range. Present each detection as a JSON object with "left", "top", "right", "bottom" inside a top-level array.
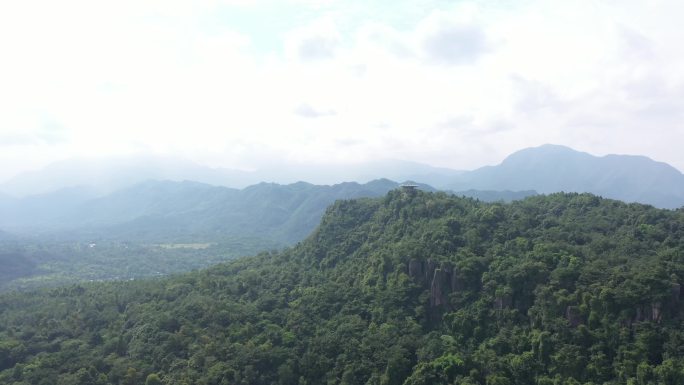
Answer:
[
  {"left": 448, "top": 144, "right": 684, "bottom": 209},
  {"left": 0, "top": 178, "right": 535, "bottom": 243},
  {"left": 0, "top": 144, "right": 682, "bottom": 242},
  {"left": 0, "top": 143, "right": 682, "bottom": 290},
  {"left": 0, "top": 156, "right": 463, "bottom": 197},
  {"left": 0, "top": 179, "right": 409, "bottom": 242},
  {"left": 2, "top": 145, "right": 682, "bottom": 210}
]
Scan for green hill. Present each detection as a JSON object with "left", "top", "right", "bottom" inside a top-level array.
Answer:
[
  {"left": 2, "top": 191, "right": 684, "bottom": 384},
  {"left": 0, "top": 181, "right": 534, "bottom": 290}
]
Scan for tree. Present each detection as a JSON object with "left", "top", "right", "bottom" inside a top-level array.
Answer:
[{"left": 145, "top": 373, "right": 163, "bottom": 385}]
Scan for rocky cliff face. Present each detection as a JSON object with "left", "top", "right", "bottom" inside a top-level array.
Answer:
[
  {"left": 407, "top": 258, "right": 460, "bottom": 308},
  {"left": 563, "top": 283, "right": 684, "bottom": 328},
  {"left": 408, "top": 260, "right": 423, "bottom": 282},
  {"left": 430, "top": 268, "right": 451, "bottom": 307},
  {"left": 629, "top": 282, "right": 683, "bottom": 324},
  {"left": 409, "top": 260, "right": 684, "bottom": 327},
  {"left": 565, "top": 306, "right": 582, "bottom": 327}
]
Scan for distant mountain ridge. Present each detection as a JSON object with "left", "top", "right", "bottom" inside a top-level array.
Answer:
[
  {"left": 448, "top": 144, "right": 684, "bottom": 209},
  {"left": 2, "top": 145, "right": 680, "bottom": 208},
  {"left": 1, "top": 144, "right": 681, "bottom": 242},
  {"left": 0, "top": 155, "right": 253, "bottom": 197},
  {"left": 0, "top": 179, "right": 532, "bottom": 243},
  {"left": 0, "top": 179, "right": 405, "bottom": 243},
  {"left": 0, "top": 156, "right": 462, "bottom": 197}
]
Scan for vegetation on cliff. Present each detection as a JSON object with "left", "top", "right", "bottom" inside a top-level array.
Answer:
[{"left": 2, "top": 190, "right": 684, "bottom": 384}]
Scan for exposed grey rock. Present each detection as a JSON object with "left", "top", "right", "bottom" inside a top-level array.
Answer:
[
  {"left": 430, "top": 268, "right": 450, "bottom": 307},
  {"left": 425, "top": 259, "right": 438, "bottom": 284},
  {"left": 565, "top": 306, "right": 582, "bottom": 327},
  {"left": 652, "top": 302, "right": 662, "bottom": 323},
  {"left": 672, "top": 282, "right": 681, "bottom": 302},
  {"left": 634, "top": 303, "right": 663, "bottom": 324},
  {"left": 408, "top": 259, "right": 424, "bottom": 282},
  {"left": 494, "top": 294, "right": 512, "bottom": 310},
  {"left": 635, "top": 306, "right": 645, "bottom": 323},
  {"left": 450, "top": 268, "right": 463, "bottom": 292}
]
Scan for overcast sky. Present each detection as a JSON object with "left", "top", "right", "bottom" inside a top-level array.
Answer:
[{"left": 1, "top": 0, "right": 683, "bottom": 181}]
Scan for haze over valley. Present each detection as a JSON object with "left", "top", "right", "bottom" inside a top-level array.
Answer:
[{"left": 1, "top": 143, "right": 683, "bottom": 291}]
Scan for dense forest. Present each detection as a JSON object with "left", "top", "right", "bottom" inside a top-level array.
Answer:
[
  {"left": 2, "top": 190, "right": 684, "bottom": 384},
  {"left": 0, "top": 238, "right": 280, "bottom": 291}
]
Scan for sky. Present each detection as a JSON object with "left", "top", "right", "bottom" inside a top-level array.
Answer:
[{"left": 0, "top": 0, "right": 683, "bottom": 181}]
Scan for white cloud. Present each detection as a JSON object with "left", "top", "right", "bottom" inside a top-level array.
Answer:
[
  {"left": 284, "top": 17, "right": 342, "bottom": 61},
  {"left": 415, "top": 10, "right": 491, "bottom": 66},
  {"left": 294, "top": 103, "right": 337, "bottom": 118},
  {"left": 1, "top": 0, "right": 683, "bottom": 180}
]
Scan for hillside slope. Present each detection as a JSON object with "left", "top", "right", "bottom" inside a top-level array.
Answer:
[
  {"left": 2, "top": 191, "right": 684, "bottom": 384},
  {"left": 0, "top": 179, "right": 402, "bottom": 242},
  {"left": 3, "top": 180, "right": 528, "bottom": 244},
  {"left": 449, "top": 144, "right": 684, "bottom": 208}
]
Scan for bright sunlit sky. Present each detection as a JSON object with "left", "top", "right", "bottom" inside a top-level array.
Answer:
[{"left": 1, "top": 0, "right": 683, "bottom": 181}]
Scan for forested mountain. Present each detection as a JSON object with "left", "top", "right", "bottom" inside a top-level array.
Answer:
[
  {"left": 0, "top": 180, "right": 402, "bottom": 288},
  {"left": 2, "top": 191, "right": 684, "bottom": 384},
  {"left": 453, "top": 189, "right": 536, "bottom": 202},
  {"left": 448, "top": 144, "right": 684, "bottom": 209},
  {"left": 85, "top": 179, "right": 405, "bottom": 243},
  {"left": 0, "top": 187, "right": 98, "bottom": 228},
  {"left": 0, "top": 179, "right": 402, "bottom": 242},
  {"left": 0, "top": 179, "right": 528, "bottom": 244},
  {"left": 0, "top": 181, "right": 534, "bottom": 290},
  {"left": 0, "top": 180, "right": 405, "bottom": 288}
]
